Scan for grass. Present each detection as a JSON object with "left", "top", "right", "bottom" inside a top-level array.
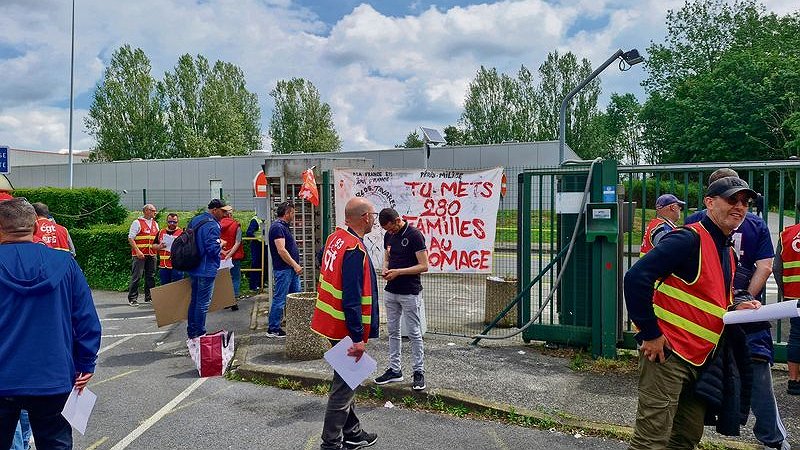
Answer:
[{"left": 568, "top": 350, "right": 639, "bottom": 374}]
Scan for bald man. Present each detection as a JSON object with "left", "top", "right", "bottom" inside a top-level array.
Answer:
[
  {"left": 311, "top": 197, "right": 380, "bottom": 450},
  {"left": 127, "top": 204, "right": 159, "bottom": 306}
]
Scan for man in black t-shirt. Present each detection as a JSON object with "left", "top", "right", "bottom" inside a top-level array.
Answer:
[{"left": 373, "top": 208, "right": 429, "bottom": 390}]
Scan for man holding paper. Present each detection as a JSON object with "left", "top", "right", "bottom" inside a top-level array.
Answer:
[
  {"left": 624, "top": 177, "right": 761, "bottom": 449},
  {"left": 311, "top": 197, "right": 380, "bottom": 450},
  {"left": 0, "top": 197, "right": 101, "bottom": 450}
]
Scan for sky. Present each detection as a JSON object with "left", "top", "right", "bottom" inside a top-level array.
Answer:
[{"left": 0, "top": 0, "right": 796, "bottom": 154}]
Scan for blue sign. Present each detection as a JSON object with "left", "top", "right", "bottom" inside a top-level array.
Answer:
[
  {"left": 0, "top": 146, "right": 8, "bottom": 174},
  {"left": 602, "top": 185, "right": 616, "bottom": 203}
]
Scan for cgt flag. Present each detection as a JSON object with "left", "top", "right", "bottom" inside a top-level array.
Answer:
[{"left": 299, "top": 168, "right": 320, "bottom": 206}]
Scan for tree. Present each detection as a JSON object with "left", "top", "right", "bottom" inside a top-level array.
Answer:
[
  {"left": 443, "top": 125, "right": 464, "bottom": 146},
  {"left": 85, "top": 45, "right": 168, "bottom": 161},
  {"left": 268, "top": 78, "right": 341, "bottom": 153},
  {"left": 459, "top": 66, "right": 518, "bottom": 145},
  {"left": 396, "top": 130, "right": 424, "bottom": 148},
  {"left": 605, "top": 94, "right": 646, "bottom": 165},
  {"left": 161, "top": 54, "right": 261, "bottom": 158}
]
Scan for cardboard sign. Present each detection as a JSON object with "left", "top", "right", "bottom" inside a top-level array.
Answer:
[
  {"left": 334, "top": 167, "right": 503, "bottom": 273},
  {"left": 151, "top": 268, "right": 236, "bottom": 327}
]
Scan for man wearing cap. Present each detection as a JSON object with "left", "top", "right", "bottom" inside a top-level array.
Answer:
[
  {"left": 625, "top": 176, "right": 761, "bottom": 449},
  {"left": 640, "top": 194, "right": 685, "bottom": 255},
  {"left": 185, "top": 199, "right": 225, "bottom": 339},
  {"left": 686, "top": 169, "right": 787, "bottom": 449},
  {"left": 266, "top": 201, "right": 302, "bottom": 338},
  {"left": 127, "top": 204, "right": 159, "bottom": 306}
]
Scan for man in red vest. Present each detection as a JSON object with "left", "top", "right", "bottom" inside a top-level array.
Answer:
[
  {"left": 625, "top": 177, "right": 762, "bottom": 449},
  {"left": 774, "top": 200, "right": 800, "bottom": 396},
  {"left": 155, "top": 213, "right": 183, "bottom": 285},
  {"left": 127, "top": 204, "right": 159, "bottom": 307},
  {"left": 311, "top": 197, "right": 379, "bottom": 450},
  {"left": 32, "top": 202, "right": 75, "bottom": 256},
  {"left": 639, "top": 194, "right": 684, "bottom": 255},
  {"left": 219, "top": 205, "right": 243, "bottom": 311}
]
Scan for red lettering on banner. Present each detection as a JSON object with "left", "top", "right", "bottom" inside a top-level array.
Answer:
[
  {"left": 480, "top": 182, "right": 494, "bottom": 198},
  {"left": 428, "top": 249, "right": 491, "bottom": 271}
]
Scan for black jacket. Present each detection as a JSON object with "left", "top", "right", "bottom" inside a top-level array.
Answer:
[{"left": 693, "top": 324, "right": 753, "bottom": 436}]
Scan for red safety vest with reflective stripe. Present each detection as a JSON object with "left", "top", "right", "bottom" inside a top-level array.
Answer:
[
  {"left": 157, "top": 227, "right": 183, "bottom": 269},
  {"left": 640, "top": 217, "right": 668, "bottom": 256},
  {"left": 310, "top": 228, "right": 374, "bottom": 342},
  {"left": 651, "top": 222, "right": 733, "bottom": 366},
  {"left": 780, "top": 223, "right": 800, "bottom": 298},
  {"left": 33, "top": 217, "right": 71, "bottom": 252},
  {"left": 219, "top": 217, "right": 245, "bottom": 260},
  {"left": 132, "top": 218, "right": 158, "bottom": 256}
]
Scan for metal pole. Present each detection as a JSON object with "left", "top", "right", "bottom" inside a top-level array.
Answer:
[
  {"left": 68, "top": 0, "right": 75, "bottom": 188},
  {"left": 558, "top": 49, "right": 623, "bottom": 165}
]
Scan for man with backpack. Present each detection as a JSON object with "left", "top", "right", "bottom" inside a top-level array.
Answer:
[{"left": 184, "top": 199, "right": 225, "bottom": 339}]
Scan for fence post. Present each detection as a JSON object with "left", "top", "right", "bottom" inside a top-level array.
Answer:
[
  {"left": 322, "top": 170, "right": 331, "bottom": 239},
  {"left": 142, "top": 188, "right": 147, "bottom": 206},
  {"left": 591, "top": 159, "right": 619, "bottom": 359}
]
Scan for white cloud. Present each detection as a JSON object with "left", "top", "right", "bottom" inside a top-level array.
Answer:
[{"left": 0, "top": 0, "right": 796, "bottom": 153}]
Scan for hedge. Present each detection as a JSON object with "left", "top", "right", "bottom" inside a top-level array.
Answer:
[
  {"left": 14, "top": 187, "right": 127, "bottom": 229},
  {"left": 624, "top": 179, "right": 702, "bottom": 210}
]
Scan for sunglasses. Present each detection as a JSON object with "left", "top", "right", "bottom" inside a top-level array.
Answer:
[
  {"left": 719, "top": 195, "right": 751, "bottom": 207},
  {"left": 167, "top": 220, "right": 178, "bottom": 224}
]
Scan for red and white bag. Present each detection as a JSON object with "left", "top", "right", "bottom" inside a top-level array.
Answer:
[{"left": 187, "top": 330, "right": 235, "bottom": 377}]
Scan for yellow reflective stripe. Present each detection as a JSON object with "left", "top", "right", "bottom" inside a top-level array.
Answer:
[
  {"left": 315, "top": 299, "right": 345, "bottom": 320},
  {"left": 783, "top": 275, "right": 800, "bottom": 283},
  {"left": 784, "top": 261, "right": 800, "bottom": 269},
  {"left": 653, "top": 305, "right": 720, "bottom": 344},
  {"left": 136, "top": 243, "right": 152, "bottom": 248},
  {"left": 159, "top": 255, "right": 170, "bottom": 260},
  {"left": 655, "top": 283, "right": 727, "bottom": 318},
  {"left": 135, "top": 236, "right": 155, "bottom": 241},
  {"left": 319, "top": 279, "right": 342, "bottom": 299},
  {"left": 362, "top": 313, "right": 372, "bottom": 325},
  {"left": 361, "top": 295, "right": 371, "bottom": 305}
]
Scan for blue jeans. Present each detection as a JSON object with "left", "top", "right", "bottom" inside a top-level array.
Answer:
[
  {"left": 788, "top": 316, "right": 800, "bottom": 363},
  {"left": 268, "top": 269, "right": 300, "bottom": 331},
  {"left": 12, "top": 410, "right": 31, "bottom": 450},
  {"left": 231, "top": 260, "right": 242, "bottom": 296},
  {"left": 159, "top": 268, "right": 183, "bottom": 286},
  {"left": 0, "top": 395, "right": 71, "bottom": 450},
  {"left": 187, "top": 275, "right": 216, "bottom": 339},
  {"left": 750, "top": 360, "right": 788, "bottom": 447}
]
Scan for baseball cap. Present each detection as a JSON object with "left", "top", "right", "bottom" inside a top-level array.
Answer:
[
  {"left": 655, "top": 194, "right": 685, "bottom": 209},
  {"left": 221, "top": 205, "right": 233, "bottom": 212},
  {"left": 705, "top": 176, "right": 756, "bottom": 200},
  {"left": 208, "top": 199, "right": 226, "bottom": 209}
]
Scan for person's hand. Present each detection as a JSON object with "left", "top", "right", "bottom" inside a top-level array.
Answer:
[
  {"left": 381, "top": 268, "right": 389, "bottom": 278},
  {"left": 135, "top": 250, "right": 145, "bottom": 260},
  {"left": 347, "top": 341, "right": 366, "bottom": 362},
  {"left": 735, "top": 300, "right": 761, "bottom": 310},
  {"left": 74, "top": 372, "right": 93, "bottom": 393},
  {"left": 383, "top": 269, "right": 399, "bottom": 281},
  {"left": 294, "top": 264, "right": 302, "bottom": 274},
  {"left": 640, "top": 335, "right": 669, "bottom": 363}
]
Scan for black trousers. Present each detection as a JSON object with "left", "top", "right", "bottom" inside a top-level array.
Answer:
[{"left": 128, "top": 255, "right": 156, "bottom": 302}]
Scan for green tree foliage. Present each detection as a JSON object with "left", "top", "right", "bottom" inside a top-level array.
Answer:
[
  {"left": 641, "top": 0, "right": 800, "bottom": 162},
  {"left": 268, "top": 78, "right": 341, "bottom": 153},
  {"left": 396, "top": 130, "right": 424, "bottom": 148},
  {"left": 459, "top": 66, "right": 519, "bottom": 145},
  {"left": 85, "top": 45, "right": 168, "bottom": 161},
  {"left": 442, "top": 125, "right": 464, "bottom": 146},
  {"left": 161, "top": 54, "right": 261, "bottom": 157}
]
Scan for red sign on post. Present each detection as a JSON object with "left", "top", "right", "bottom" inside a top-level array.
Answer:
[{"left": 253, "top": 171, "right": 267, "bottom": 198}]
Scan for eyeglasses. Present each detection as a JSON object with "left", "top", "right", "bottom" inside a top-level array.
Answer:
[
  {"left": 362, "top": 212, "right": 378, "bottom": 218},
  {"left": 167, "top": 220, "right": 178, "bottom": 224},
  {"left": 719, "top": 195, "right": 750, "bottom": 207}
]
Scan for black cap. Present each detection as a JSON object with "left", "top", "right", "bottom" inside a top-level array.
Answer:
[
  {"left": 208, "top": 198, "right": 226, "bottom": 209},
  {"left": 705, "top": 176, "right": 756, "bottom": 200}
]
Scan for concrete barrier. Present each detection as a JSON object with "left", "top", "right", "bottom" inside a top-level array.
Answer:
[{"left": 285, "top": 292, "right": 328, "bottom": 360}]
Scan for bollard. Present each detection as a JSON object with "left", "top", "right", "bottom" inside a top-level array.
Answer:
[
  {"left": 484, "top": 276, "right": 519, "bottom": 328},
  {"left": 284, "top": 292, "right": 328, "bottom": 360}
]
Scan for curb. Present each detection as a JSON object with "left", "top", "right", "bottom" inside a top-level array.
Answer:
[{"left": 230, "top": 335, "right": 757, "bottom": 450}]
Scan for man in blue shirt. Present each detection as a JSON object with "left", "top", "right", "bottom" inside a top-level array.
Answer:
[
  {"left": 267, "top": 201, "right": 302, "bottom": 337},
  {"left": 685, "top": 168, "right": 787, "bottom": 450},
  {"left": 186, "top": 199, "right": 225, "bottom": 339}
]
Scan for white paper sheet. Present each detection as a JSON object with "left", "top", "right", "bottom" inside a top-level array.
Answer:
[
  {"left": 218, "top": 258, "right": 233, "bottom": 270},
  {"left": 61, "top": 387, "right": 97, "bottom": 435},
  {"left": 161, "top": 233, "right": 176, "bottom": 252},
  {"left": 723, "top": 300, "right": 800, "bottom": 324},
  {"left": 323, "top": 336, "right": 377, "bottom": 390}
]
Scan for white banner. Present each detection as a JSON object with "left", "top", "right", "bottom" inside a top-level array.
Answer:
[{"left": 334, "top": 167, "right": 503, "bottom": 273}]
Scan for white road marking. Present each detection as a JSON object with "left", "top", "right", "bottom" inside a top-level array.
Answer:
[
  {"left": 98, "top": 335, "right": 136, "bottom": 354},
  {"left": 108, "top": 378, "right": 208, "bottom": 450},
  {"left": 101, "top": 315, "right": 155, "bottom": 322},
  {"left": 91, "top": 370, "right": 139, "bottom": 387},
  {"left": 85, "top": 436, "right": 109, "bottom": 450},
  {"left": 101, "top": 331, "right": 165, "bottom": 338}
]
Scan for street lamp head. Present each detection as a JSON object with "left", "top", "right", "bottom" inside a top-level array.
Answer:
[{"left": 622, "top": 49, "right": 644, "bottom": 66}]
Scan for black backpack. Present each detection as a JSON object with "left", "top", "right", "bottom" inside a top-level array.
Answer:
[{"left": 170, "top": 217, "right": 214, "bottom": 271}]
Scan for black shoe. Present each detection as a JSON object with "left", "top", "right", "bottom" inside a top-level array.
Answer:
[
  {"left": 225, "top": 304, "right": 239, "bottom": 311},
  {"left": 374, "top": 368, "right": 403, "bottom": 385},
  {"left": 266, "top": 328, "right": 286, "bottom": 338},
  {"left": 788, "top": 380, "right": 800, "bottom": 395},
  {"left": 344, "top": 432, "right": 377, "bottom": 449},
  {"left": 128, "top": 300, "right": 139, "bottom": 307},
  {"left": 143, "top": 298, "right": 152, "bottom": 303},
  {"left": 412, "top": 371, "right": 426, "bottom": 390}
]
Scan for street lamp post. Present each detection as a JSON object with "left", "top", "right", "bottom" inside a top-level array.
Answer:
[
  {"left": 558, "top": 48, "right": 643, "bottom": 164},
  {"left": 68, "top": 0, "right": 75, "bottom": 188}
]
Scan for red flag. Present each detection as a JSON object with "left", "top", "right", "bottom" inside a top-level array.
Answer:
[{"left": 299, "top": 168, "right": 320, "bottom": 206}]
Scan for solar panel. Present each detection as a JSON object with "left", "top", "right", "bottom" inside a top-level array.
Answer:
[{"left": 420, "top": 127, "right": 446, "bottom": 145}]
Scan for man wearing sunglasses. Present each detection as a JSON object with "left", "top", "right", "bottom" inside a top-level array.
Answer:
[
  {"left": 686, "top": 170, "right": 786, "bottom": 450},
  {"left": 155, "top": 213, "right": 184, "bottom": 286},
  {"left": 625, "top": 176, "right": 762, "bottom": 449},
  {"left": 640, "top": 194, "right": 685, "bottom": 255}
]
